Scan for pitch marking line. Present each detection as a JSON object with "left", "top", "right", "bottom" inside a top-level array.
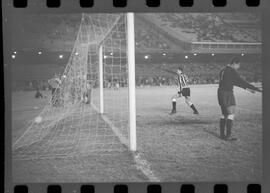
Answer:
[
  {"left": 133, "top": 152, "right": 160, "bottom": 182},
  {"left": 91, "top": 103, "right": 160, "bottom": 182},
  {"left": 91, "top": 103, "right": 129, "bottom": 147}
]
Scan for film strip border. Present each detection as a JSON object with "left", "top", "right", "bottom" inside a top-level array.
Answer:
[
  {"left": 13, "top": 183, "right": 261, "bottom": 193},
  {"left": 13, "top": 0, "right": 260, "bottom": 8},
  {"left": 4, "top": 1, "right": 267, "bottom": 193}
]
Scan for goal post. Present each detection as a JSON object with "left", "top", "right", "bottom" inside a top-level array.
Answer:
[
  {"left": 127, "top": 12, "right": 137, "bottom": 152},
  {"left": 98, "top": 13, "right": 137, "bottom": 151},
  {"left": 13, "top": 13, "right": 138, "bottom": 160}
]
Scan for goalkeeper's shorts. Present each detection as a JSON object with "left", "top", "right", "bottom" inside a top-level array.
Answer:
[{"left": 218, "top": 89, "right": 236, "bottom": 107}]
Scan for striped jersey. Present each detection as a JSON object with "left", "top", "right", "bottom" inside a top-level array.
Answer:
[{"left": 177, "top": 73, "right": 189, "bottom": 91}]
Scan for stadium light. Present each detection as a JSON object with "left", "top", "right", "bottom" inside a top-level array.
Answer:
[
  {"left": 211, "top": 53, "right": 215, "bottom": 56},
  {"left": 38, "top": 51, "right": 42, "bottom": 55},
  {"left": 144, "top": 55, "right": 149, "bottom": 59},
  {"left": 11, "top": 54, "right": 16, "bottom": 59},
  {"left": 193, "top": 53, "right": 197, "bottom": 56},
  {"left": 59, "top": 54, "right": 64, "bottom": 59},
  {"left": 185, "top": 55, "right": 189, "bottom": 59}
]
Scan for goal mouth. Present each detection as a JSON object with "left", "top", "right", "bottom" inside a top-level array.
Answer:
[
  {"left": 13, "top": 101, "right": 129, "bottom": 160},
  {"left": 12, "top": 13, "right": 135, "bottom": 161}
]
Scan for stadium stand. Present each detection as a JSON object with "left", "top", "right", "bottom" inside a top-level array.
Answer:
[
  {"left": 10, "top": 13, "right": 261, "bottom": 90},
  {"left": 135, "top": 61, "right": 261, "bottom": 87},
  {"left": 140, "top": 13, "right": 261, "bottom": 43}
]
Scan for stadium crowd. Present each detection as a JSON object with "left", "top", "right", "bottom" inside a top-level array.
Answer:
[
  {"left": 135, "top": 27, "right": 170, "bottom": 50},
  {"left": 136, "top": 74, "right": 260, "bottom": 87},
  {"left": 155, "top": 13, "right": 261, "bottom": 43},
  {"left": 12, "top": 62, "right": 261, "bottom": 92}
]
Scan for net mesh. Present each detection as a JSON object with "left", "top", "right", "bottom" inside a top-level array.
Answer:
[{"left": 13, "top": 13, "right": 130, "bottom": 160}]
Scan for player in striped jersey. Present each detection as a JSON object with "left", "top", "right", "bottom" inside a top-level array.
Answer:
[{"left": 170, "top": 66, "right": 199, "bottom": 115}]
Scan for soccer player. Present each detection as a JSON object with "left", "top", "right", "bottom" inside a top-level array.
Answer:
[
  {"left": 114, "top": 82, "right": 120, "bottom": 90},
  {"left": 35, "top": 87, "right": 45, "bottom": 98},
  {"left": 34, "top": 81, "right": 45, "bottom": 98},
  {"left": 160, "top": 65, "right": 199, "bottom": 115},
  {"left": 83, "top": 79, "right": 93, "bottom": 104},
  {"left": 171, "top": 66, "right": 199, "bottom": 115},
  {"left": 48, "top": 74, "right": 62, "bottom": 107},
  {"left": 218, "top": 57, "right": 261, "bottom": 140}
]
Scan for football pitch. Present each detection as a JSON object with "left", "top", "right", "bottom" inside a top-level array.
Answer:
[{"left": 11, "top": 84, "right": 262, "bottom": 182}]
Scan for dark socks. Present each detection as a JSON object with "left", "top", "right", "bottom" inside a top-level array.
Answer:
[
  {"left": 219, "top": 118, "right": 226, "bottom": 139},
  {"left": 190, "top": 104, "right": 199, "bottom": 114},
  {"left": 171, "top": 101, "right": 176, "bottom": 113},
  {"left": 226, "top": 119, "right": 233, "bottom": 138}
]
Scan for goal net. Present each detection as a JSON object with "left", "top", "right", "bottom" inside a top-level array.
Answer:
[{"left": 13, "top": 13, "right": 135, "bottom": 160}]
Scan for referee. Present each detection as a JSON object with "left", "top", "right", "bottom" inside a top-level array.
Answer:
[{"left": 218, "top": 57, "right": 261, "bottom": 140}]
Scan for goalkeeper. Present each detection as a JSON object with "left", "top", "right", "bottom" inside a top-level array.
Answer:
[{"left": 218, "top": 57, "right": 262, "bottom": 140}]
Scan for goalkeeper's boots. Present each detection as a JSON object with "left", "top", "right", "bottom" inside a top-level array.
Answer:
[
  {"left": 219, "top": 118, "right": 226, "bottom": 139},
  {"left": 224, "top": 119, "right": 237, "bottom": 141}
]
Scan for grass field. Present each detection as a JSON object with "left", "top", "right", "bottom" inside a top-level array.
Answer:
[{"left": 12, "top": 84, "right": 262, "bottom": 182}]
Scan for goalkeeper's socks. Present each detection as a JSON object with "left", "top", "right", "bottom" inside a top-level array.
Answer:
[
  {"left": 219, "top": 118, "right": 226, "bottom": 139},
  {"left": 226, "top": 119, "right": 233, "bottom": 139},
  {"left": 190, "top": 104, "right": 199, "bottom": 114}
]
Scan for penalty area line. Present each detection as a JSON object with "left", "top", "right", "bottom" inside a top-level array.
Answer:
[{"left": 133, "top": 152, "right": 160, "bottom": 182}]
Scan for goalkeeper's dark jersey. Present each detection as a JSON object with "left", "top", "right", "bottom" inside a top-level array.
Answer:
[
  {"left": 219, "top": 65, "right": 258, "bottom": 92},
  {"left": 177, "top": 74, "right": 189, "bottom": 91}
]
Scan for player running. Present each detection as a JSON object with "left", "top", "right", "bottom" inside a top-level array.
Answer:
[
  {"left": 161, "top": 65, "right": 199, "bottom": 115},
  {"left": 218, "top": 57, "right": 262, "bottom": 140},
  {"left": 171, "top": 66, "right": 199, "bottom": 115}
]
